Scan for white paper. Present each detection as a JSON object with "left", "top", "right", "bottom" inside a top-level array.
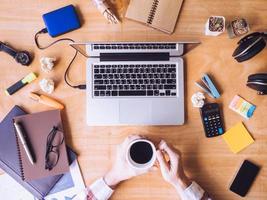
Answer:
[
  {"left": 45, "top": 160, "right": 86, "bottom": 200},
  {"left": 0, "top": 173, "right": 35, "bottom": 200}
]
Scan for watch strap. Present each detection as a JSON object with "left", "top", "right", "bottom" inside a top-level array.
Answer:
[{"left": 0, "top": 42, "right": 17, "bottom": 58}]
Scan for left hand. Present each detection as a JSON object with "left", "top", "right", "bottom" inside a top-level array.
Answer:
[{"left": 104, "top": 135, "right": 150, "bottom": 188}]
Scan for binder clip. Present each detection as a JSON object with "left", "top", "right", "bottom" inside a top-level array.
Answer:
[{"left": 195, "top": 74, "right": 221, "bottom": 98}]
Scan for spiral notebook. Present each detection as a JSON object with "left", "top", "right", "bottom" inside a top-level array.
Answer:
[
  {"left": 125, "top": 0, "right": 184, "bottom": 34},
  {"left": 13, "top": 109, "right": 69, "bottom": 181},
  {"left": 0, "top": 106, "right": 75, "bottom": 199}
]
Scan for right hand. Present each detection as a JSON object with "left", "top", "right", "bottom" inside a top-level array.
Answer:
[{"left": 156, "top": 140, "right": 191, "bottom": 190}]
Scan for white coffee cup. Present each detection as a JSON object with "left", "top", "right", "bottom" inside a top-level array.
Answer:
[{"left": 126, "top": 139, "right": 157, "bottom": 170}]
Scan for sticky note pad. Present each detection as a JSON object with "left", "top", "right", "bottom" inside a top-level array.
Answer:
[
  {"left": 222, "top": 122, "right": 254, "bottom": 153},
  {"left": 229, "top": 95, "right": 256, "bottom": 119}
]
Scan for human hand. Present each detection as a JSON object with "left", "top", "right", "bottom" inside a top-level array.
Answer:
[
  {"left": 156, "top": 140, "right": 191, "bottom": 190},
  {"left": 104, "top": 135, "right": 150, "bottom": 188}
]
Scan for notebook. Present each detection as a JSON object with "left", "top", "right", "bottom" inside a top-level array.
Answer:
[
  {"left": 0, "top": 106, "right": 76, "bottom": 199},
  {"left": 125, "top": 0, "right": 184, "bottom": 34},
  {"left": 13, "top": 109, "right": 69, "bottom": 181},
  {"left": 222, "top": 122, "right": 254, "bottom": 153}
]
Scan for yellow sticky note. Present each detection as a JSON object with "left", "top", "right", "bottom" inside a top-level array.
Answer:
[{"left": 222, "top": 122, "right": 254, "bottom": 153}]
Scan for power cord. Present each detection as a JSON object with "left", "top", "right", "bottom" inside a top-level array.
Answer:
[{"left": 34, "top": 28, "right": 86, "bottom": 90}]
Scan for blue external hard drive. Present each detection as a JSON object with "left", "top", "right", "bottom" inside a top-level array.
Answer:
[{"left": 42, "top": 5, "right": 81, "bottom": 37}]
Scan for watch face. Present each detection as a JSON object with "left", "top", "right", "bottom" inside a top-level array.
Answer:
[{"left": 15, "top": 51, "right": 32, "bottom": 66}]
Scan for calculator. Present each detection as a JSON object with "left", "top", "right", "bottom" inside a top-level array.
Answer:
[{"left": 200, "top": 103, "right": 224, "bottom": 137}]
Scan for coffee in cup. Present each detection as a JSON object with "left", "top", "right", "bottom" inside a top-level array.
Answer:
[{"left": 126, "top": 139, "right": 156, "bottom": 169}]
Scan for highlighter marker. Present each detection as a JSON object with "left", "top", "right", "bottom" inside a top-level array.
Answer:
[{"left": 5, "top": 72, "right": 37, "bottom": 95}]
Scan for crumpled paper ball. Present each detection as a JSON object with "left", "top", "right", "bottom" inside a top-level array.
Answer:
[
  {"left": 191, "top": 92, "right": 205, "bottom": 108},
  {"left": 39, "top": 78, "right": 55, "bottom": 94},
  {"left": 40, "top": 57, "right": 56, "bottom": 73}
]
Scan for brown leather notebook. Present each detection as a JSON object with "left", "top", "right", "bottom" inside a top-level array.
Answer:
[
  {"left": 13, "top": 110, "right": 69, "bottom": 181},
  {"left": 125, "top": 0, "right": 184, "bottom": 34}
]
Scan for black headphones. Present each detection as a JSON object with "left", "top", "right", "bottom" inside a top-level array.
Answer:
[
  {"left": 247, "top": 73, "right": 267, "bottom": 95},
  {"left": 0, "top": 42, "right": 32, "bottom": 66},
  {"left": 232, "top": 32, "right": 267, "bottom": 62}
]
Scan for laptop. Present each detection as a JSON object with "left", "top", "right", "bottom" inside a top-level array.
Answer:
[{"left": 70, "top": 42, "right": 195, "bottom": 126}]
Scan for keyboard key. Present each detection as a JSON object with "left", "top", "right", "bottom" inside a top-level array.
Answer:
[
  {"left": 112, "top": 91, "right": 118, "bottom": 96},
  {"left": 94, "top": 74, "right": 102, "bottom": 79},
  {"left": 147, "top": 90, "right": 153, "bottom": 96},
  {"left": 119, "top": 90, "right": 146, "bottom": 96},
  {"left": 167, "top": 79, "right": 176, "bottom": 84},
  {"left": 95, "top": 85, "right": 106, "bottom": 90},
  {"left": 94, "top": 91, "right": 99, "bottom": 96},
  {"left": 94, "top": 80, "right": 103, "bottom": 84},
  {"left": 166, "top": 90, "right": 171, "bottom": 96},
  {"left": 154, "top": 90, "right": 159, "bottom": 96},
  {"left": 168, "top": 68, "right": 176, "bottom": 73},
  {"left": 106, "top": 91, "right": 111, "bottom": 96},
  {"left": 164, "top": 85, "right": 176, "bottom": 89},
  {"left": 94, "top": 69, "right": 99, "bottom": 73},
  {"left": 124, "top": 85, "right": 129, "bottom": 90}
]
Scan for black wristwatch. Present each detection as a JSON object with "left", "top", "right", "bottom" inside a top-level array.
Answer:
[{"left": 0, "top": 42, "right": 32, "bottom": 66}]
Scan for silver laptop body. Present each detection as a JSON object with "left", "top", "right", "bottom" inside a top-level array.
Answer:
[{"left": 70, "top": 42, "right": 188, "bottom": 126}]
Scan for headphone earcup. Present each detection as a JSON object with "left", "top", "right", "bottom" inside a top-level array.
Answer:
[
  {"left": 235, "top": 38, "right": 266, "bottom": 62},
  {"left": 247, "top": 73, "right": 267, "bottom": 94},
  {"left": 248, "top": 73, "right": 267, "bottom": 82}
]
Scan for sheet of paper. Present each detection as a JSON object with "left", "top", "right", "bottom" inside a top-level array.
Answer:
[
  {"left": 45, "top": 159, "right": 86, "bottom": 200},
  {"left": 0, "top": 173, "right": 35, "bottom": 200},
  {"left": 222, "top": 122, "right": 254, "bottom": 153}
]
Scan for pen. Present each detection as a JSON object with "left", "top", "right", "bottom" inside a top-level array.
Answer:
[
  {"left": 14, "top": 122, "right": 35, "bottom": 165},
  {"left": 29, "top": 92, "right": 64, "bottom": 110}
]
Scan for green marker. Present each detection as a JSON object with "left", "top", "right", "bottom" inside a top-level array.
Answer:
[{"left": 5, "top": 72, "right": 37, "bottom": 95}]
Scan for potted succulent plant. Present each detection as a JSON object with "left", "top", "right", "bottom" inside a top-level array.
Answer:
[{"left": 205, "top": 16, "right": 225, "bottom": 36}]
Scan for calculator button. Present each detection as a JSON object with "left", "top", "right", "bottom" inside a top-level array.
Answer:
[{"left": 218, "top": 128, "right": 223, "bottom": 134}]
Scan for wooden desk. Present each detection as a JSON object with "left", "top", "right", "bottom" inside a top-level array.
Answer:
[{"left": 0, "top": 0, "right": 267, "bottom": 199}]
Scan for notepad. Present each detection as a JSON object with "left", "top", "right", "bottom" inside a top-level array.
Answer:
[
  {"left": 222, "top": 122, "right": 254, "bottom": 153},
  {"left": 13, "top": 110, "right": 69, "bottom": 181},
  {"left": 125, "top": 0, "right": 184, "bottom": 34}
]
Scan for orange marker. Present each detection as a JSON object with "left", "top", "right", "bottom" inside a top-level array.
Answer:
[{"left": 29, "top": 92, "right": 64, "bottom": 110}]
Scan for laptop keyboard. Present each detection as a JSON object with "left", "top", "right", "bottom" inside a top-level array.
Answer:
[
  {"left": 93, "top": 43, "right": 177, "bottom": 50},
  {"left": 93, "top": 63, "right": 177, "bottom": 97}
]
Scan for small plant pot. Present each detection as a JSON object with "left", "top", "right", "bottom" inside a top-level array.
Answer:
[{"left": 205, "top": 16, "right": 225, "bottom": 36}]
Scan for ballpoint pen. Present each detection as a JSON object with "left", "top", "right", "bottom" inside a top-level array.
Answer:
[{"left": 14, "top": 122, "right": 35, "bottom": 165}]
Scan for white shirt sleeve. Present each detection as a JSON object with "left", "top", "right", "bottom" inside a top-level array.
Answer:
[
  {"left": 88, "top": 177, "right": 114, "bottom": 200},
  {"left": 181, "top": 181, "right": 212, "bottom": 200}
]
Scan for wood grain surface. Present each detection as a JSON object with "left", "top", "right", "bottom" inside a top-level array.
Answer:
[{"left": 0, "top": 0, "right": 267, "bottom": 199}]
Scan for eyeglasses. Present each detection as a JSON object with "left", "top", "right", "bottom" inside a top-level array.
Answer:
[{"left": 45, "top": 126, "right": 64, "bottom": 171}]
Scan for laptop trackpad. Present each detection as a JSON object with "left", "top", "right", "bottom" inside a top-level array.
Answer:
[{"left": 119, "top": 100, "right": 152, "bottom": 124}]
